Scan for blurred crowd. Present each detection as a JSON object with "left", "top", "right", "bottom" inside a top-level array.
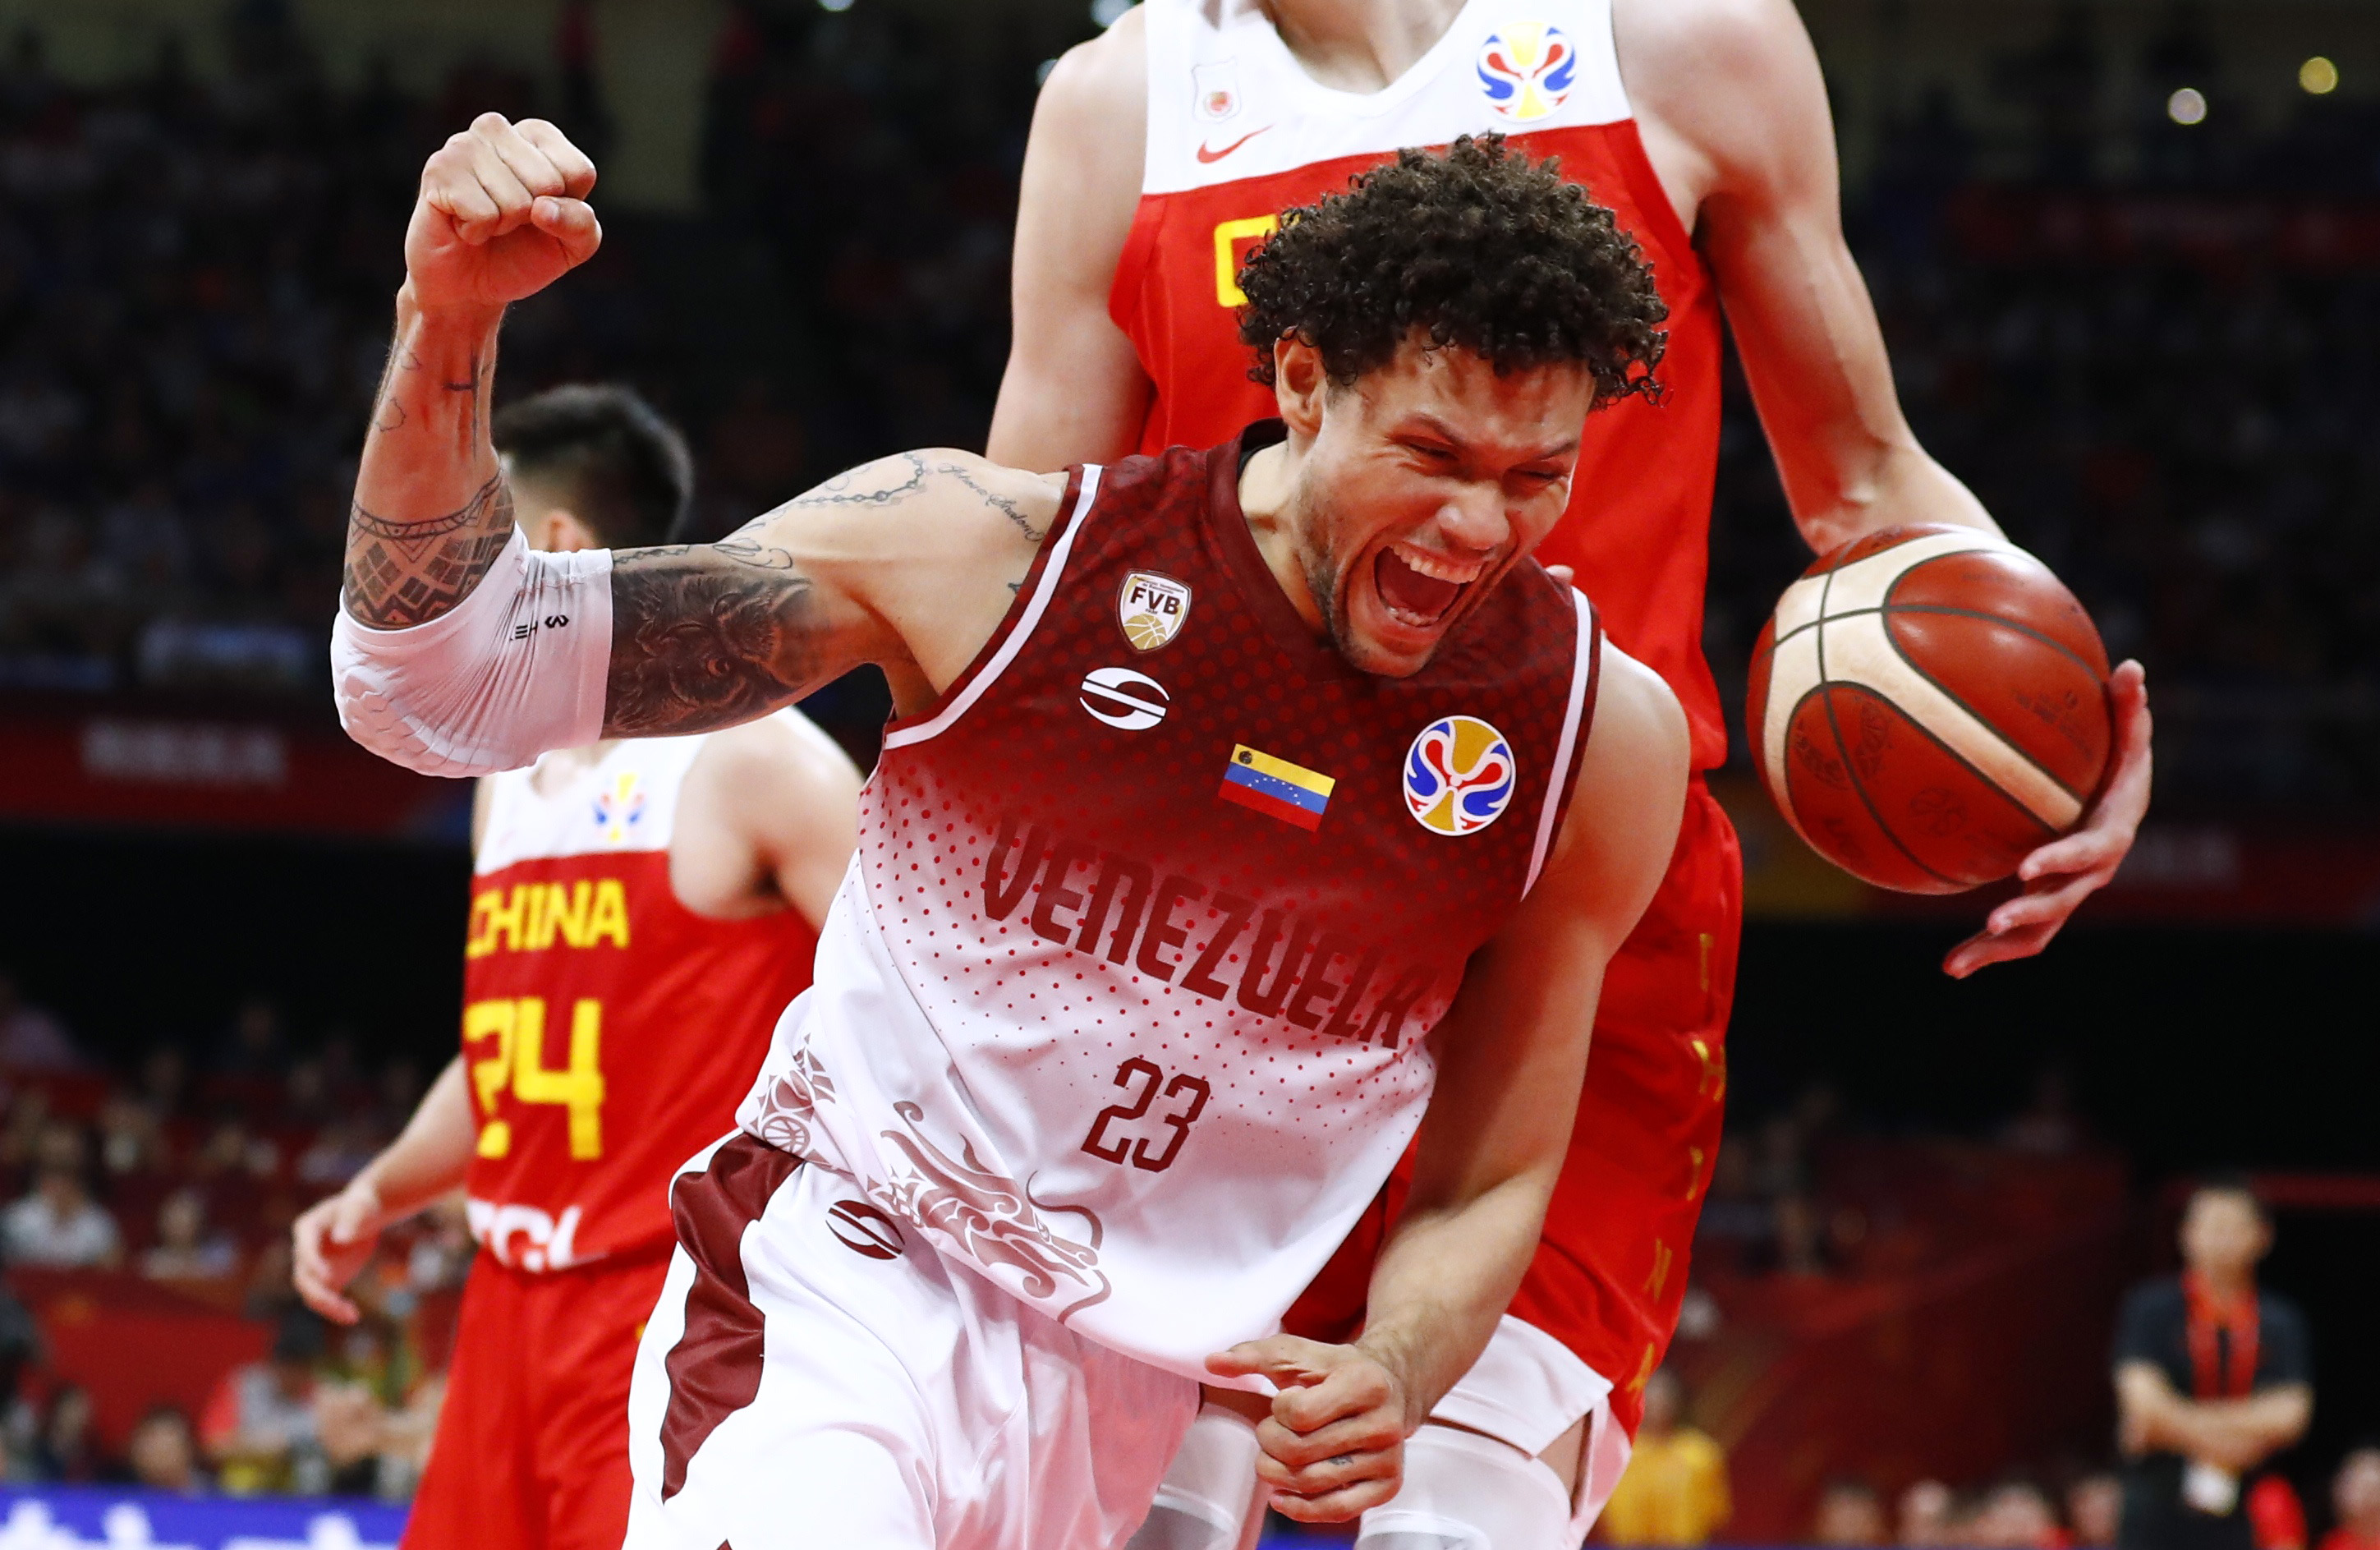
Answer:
[
  {"left": 0, "top": 2, "right": 2370, "bottom": 798},
  {"left": 0, "top": 968, "right": 465, "bottom": 1499},
  {"left": 1601, "top": 1386, "right": 2380, "bottom": 1550},
  {"left": 1687, "top": 1068, "right": 2092, "bottom": 1283}
]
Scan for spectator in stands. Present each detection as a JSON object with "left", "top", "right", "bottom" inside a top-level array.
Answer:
[
  {"left": 0, "top": 1091, "right": 48, "bottom": 1179},
  {"left": 2073, "top": 1471, "right": 2127, "bottom": 1548},
  {"left": 95, "top": 1089, "right": 163, "bottom": 1177},
  {"left": 0, "top": 971, "right": 84, "bottom": 1073},
  {"left": 32, "top": 1384, "right": 98, "bottom": 1484},
  {"left": 2115, "top": 1180, "right": 2313, "bottom": 1550},
  {"left": 1902, "top": 1479, "right": 1960, "bottom": 1548},
  {"left": 140, "top": 1187, "right": 239, "bottom": 1282},
  {"left": 2001, "top": 1066, "right": 2088, "bottom": 1157},
  {"left": 1973, "top": 1479, "right": 2063, "bottom": 1548},
  {"left": 314, "top": 1379, "right": 387, "bottom": 1497},
  {"left": 2320, "top": 1450, "right": 2380, "bottom": 1550},
  {"left": 126, "top": 1405, "right": 206, "bottom": 1495},
  {"left": 138, "top": 1046, "right": 189, "bottom": 1122},
  {"left": 1601, "top": 1368, "right": 1731, "bottom": 1545},
  {"left": 212, "top": 998, "right": 284, "bottom": 1079},
  {"left": 1814, "top": 1479, "right": 1890, "bottom": 1546},
  {"left": 1, "top": 1125, "right": 121, "bottom": 1268},
  {"left": 201, "top": 1308, "right": 331, "bottom": 1496}
]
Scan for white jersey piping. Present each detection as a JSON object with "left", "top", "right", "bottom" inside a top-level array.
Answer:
[
  {"left": 881, "top": 465, "right": 1105, "bottom": 752},
  {"left": 1521, "top": 588, "right": 1597, "bottom": 898}
]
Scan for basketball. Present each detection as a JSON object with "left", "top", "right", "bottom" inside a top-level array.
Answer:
[{"left": 1747, "top": 525, "right": 2113, "bottom": 895}]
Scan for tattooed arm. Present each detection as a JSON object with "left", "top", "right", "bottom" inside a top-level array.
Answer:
[
  {"left": 601, "top": 449, "right": 1064, "bottom": 737},
  {"left": 340, "top": 114, "right": 1061, "bottom": 772},
  {"left": 345, "top": 113, "right": 599, "bottom": 628}
]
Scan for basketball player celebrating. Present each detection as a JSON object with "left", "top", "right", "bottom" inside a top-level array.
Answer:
[
  {"left": 988, "top": 3, "right": 2153, "bottom": 1544},
  {"left": 331, "top": 116, "right": 1689, "bottom": 1548},
  {"left": 292, "top": 382, "right": 861, "bottom": 1550}
]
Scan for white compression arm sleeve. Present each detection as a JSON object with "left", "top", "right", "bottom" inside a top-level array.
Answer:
[{"left": 330, "top": 529, "right": 614, "bottom": 777}]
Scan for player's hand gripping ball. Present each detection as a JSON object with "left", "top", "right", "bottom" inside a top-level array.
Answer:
[{"left": 1747, "top": 524, "right": 2112, "bottom": 894}]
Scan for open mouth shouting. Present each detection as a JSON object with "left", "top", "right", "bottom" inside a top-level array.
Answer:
[{"left": 1373, "top": 541, "right": 1490, "bottom": 632}]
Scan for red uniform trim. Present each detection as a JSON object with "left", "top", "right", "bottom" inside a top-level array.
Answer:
[{"left": 659, "top": 1137, "right": 804, "bottom": 1500}]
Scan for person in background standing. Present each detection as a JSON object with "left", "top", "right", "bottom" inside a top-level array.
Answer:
[
  {"left": 2319, "top": 1449, "right": 2380, "bottom": 1550},
  {"left": 2115, "top": 1180, "right": 2313, "bottom": 1550},
  {"left": 1600, "top": 1369, "right": 1730, "bottom": 1546}
]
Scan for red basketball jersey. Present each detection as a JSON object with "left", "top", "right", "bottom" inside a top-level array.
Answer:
[
  {"left": 1111, "top": 0, "right": 1725, "bottom": 769},
  {"left": 741, "top": 425, "right": 1601, "bottom": 1379},
  {"left": 462, "top": 730, "right": 818, "bottom": 1271}
]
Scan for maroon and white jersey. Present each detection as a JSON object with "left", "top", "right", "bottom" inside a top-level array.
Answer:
[{"left": 739, "top": 425, "right": 1601, "bottom": 1379}]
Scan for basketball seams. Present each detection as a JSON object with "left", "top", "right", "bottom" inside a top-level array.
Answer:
[
  {"left": 1810, "top": 620, "right": 1962, "bottom": 890},
  {"left": 1826, "top": 680, "right": 2057, "bottom": 862},
  {"left": 1822, "top": 612, "right": 2083, "bottom": 829},
  {"left": 1774, "top": 603, "right": 2103, "bottom": 682},
  {"left": 1872, "top": 598, "right": 2097, "bottom": 807},
  {"left": 1809, "top": 557, "right": 1963, "bottom": 887}
]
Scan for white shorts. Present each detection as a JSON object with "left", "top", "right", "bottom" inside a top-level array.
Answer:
[
  {"left": 1426, "top": 1314, "right": 1633, "bottom": 1542},
  {"left": 625, "top": 1134, "right": 1199, "bottom": 1550}
]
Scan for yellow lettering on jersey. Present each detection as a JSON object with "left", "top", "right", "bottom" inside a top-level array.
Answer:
[
  {"left": 1644, "top": 1239, "right": 1673, "bottom": 1300},
  {"left": 542, "top": 881, "right": 592, "bottom": 949},
  {"left": 469, "top": 880, "right": 618, "bottom": 955},
  {"left": 1624, "top": 1343, "right": 1656, "bottom": 1395},
  {"left": 1685, "top": 1144, "right": 1707, "bottom": 1201},
  {"left": 512, "top": 996, "right": 606, "bottom": 1160},
  {"left": 462, "top": 999, "right": 517, "bottom": 1157},
  {"left": 1213, "top": 215, "right": 1279, "bottom": 307},
  {"left": 466, "top": 886, "right": 531, "bottom": 958},
  {"left": 1691, "top": 1037, "right": 1726, "bottom": 1102},
  {"left": 585, "top": 879, "right": 630, "bottom": 949}
]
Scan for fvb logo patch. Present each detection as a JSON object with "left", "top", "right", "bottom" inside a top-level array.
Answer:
[
  {"left": 593, "top": 770, "right": 645, "bottom": 845},
  {"left": 1118, "top": 571, "right": 1192, "bottom": 651},
  {"left": 1404, "top": 716, "right": 1517, "bottom": 836},
  {"left": 1476, "top": 21, "right": 1576, "bottom": 122}
]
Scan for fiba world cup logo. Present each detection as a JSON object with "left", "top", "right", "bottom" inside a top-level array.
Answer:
[
  {"left": 1476, "top": 21, "right": 1577, "bottom": 122},
  {"left": 1403, "top": 715, "right": 1518, "bottom": 836},
  {"left": 592, "top": 771, "right": 645, "bottom": 845}
]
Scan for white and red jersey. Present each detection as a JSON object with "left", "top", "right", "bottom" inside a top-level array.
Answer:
[
  {"left": 1114, "top": 0, "right": 1726, "bottom": 770},
  {"left": 739, "top": 428, "right": 1601, "bottom": 1382},
  {"left": 464, "top": 729, "right": 818, "bottom": 1272}
]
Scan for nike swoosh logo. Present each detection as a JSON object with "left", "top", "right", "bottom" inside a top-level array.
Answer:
[{"left": 1197, "top": 126, "right": 1270, "bottom": 163}]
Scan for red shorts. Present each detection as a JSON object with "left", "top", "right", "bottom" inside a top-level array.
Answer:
[
  {"left": 1284, "top": 778, "right": 1740, "bottom": 1437},
  {"left": 402, "top": 1249, "right": 673, "bottom": 1550}
]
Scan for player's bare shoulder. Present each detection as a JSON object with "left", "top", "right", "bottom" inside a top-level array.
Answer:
[
  {"left": 767, "top": 449, "right": 1069, "bottom": 691},
  {"left": 1613, "top": 0, "right": 1831, "bottom": 217},
  {"left": 1033, "top": 5, "right": 1148, "bottom": 159}
]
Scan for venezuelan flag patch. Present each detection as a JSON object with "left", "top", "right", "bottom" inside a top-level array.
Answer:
[{"left": 1218, "top": 745, "right": 1335, "bottom": 833}]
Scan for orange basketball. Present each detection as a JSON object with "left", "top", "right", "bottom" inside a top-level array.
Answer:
[{"left": 1746, "top": 525, "right": 2113, "bottom": 895}]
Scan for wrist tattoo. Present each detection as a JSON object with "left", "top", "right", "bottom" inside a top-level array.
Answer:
[{"left": 343, "top": 475, "right": 515, "bottom": 628}]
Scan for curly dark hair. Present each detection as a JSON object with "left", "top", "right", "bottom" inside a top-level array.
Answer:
[{"left": 1235, "top": 134, "right": 1666, "bottom": 406}]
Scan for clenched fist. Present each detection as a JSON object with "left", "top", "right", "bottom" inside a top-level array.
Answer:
[
  {"left": 406, "top": 113, "right": 601, "bottom": 316},
  {"left": 1207, "top": 1334, "right": 1414, "bottom": 1521}
]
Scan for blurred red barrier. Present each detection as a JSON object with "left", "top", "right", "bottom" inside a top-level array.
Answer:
[
  {"left": 1668, "top": 1146, "right": 2135, "bottom": 1540},
  {"left": 0, "top": 695, "right": 465, "bottom": 837},
  {"left": 7, "top": 1268, "right": 269, "bottom": 1454}
]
